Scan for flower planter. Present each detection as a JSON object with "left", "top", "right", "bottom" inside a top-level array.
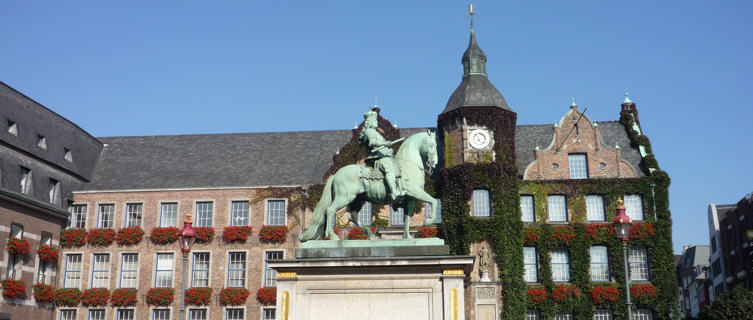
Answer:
[
  {"left": 346, "top": 226, "right": 375, "bottom": 240},
  {"left": 54, "top": 288, "right": 82, "bottom": 307},
  {"left": 256, "top": 287, "right": 277, "bottom": 305},
  {"left": 631, "top": 283, "right": 660, "bottom": 306},
  {"left": 591, "top": 285, "right": 620, "bottom": 305},
  {"left": 219, "top": 288, "right": 250, "bottom": 306},
  {"left": 6, "top": 237, "right": 30, "bottom": 256},
  {"left": 185, "top": 287, "right": 212, "bottom": 306},
  {"left": 194, "top": 227, "right": 215, "bottom": 244},
  {"left": 259, "top": 225, "right": 288, "bottom": 243},
  {"left": 1, "top": 279, "right": 26, "bottom": 299},
  {"left": 222, "top": 226, "right": 252, "bottom": 243},
  {"left": 416, "top": 226, "right": 439, "bottom": 238},
  {"left": 146, "top": 288, "right": 174, "bottom": 306},
  {"left": 81, "top": 288, "right": 109, "bottom": 306},
  {"left": 526, "top": 287, "right": 547, "bottom": 306},
  {"left": 37, "top": 244, "right": 59, "bottom": 263},
  {"left": 111, "top": 288, "right": 138, "bottom": 307},
  {"left": 116, "top": 226, "right": 145, "bottom": 246},
  {"left": 150, "top": 227, "right": 179, "bottom": 245},
  {"left": 33, "top": 283, "right": 54, "bottom": 303},
  {"left": 87, "top": 229, "right": 116, "bottom": 246},
  {"left": 60, "top": 228, "right": 87, "bottom": 248}
]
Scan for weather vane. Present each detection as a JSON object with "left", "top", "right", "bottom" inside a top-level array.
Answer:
[{"left": 467, "top": 3, "right": 475, "bottom": 31}]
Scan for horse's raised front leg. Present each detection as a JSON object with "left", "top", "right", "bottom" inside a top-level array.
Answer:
[
  {"left": 403, "top": 183, "right": 440, "bottom": 226},
  {"left": 402, "top": 200, "right": 414, "bottom": 239},
  {"left": 325, "top": 197, "right": 351, "bottom": 241}
]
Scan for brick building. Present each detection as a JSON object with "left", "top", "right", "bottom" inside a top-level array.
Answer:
[
  {"left": 716, "top": 194, "right": 753, "bottom": 291},
  {"left": 1, "top": 26, "right": 678, "bottom": 320}
]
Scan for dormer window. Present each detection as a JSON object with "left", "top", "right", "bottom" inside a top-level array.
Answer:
[
  {"left": 20, "top": 167, "right": 32, "bottom": 194},
  {"left": 7, "top": 120, "right": 17, "bottom": 136},
  {"left": 49, "top": 178, "right": 59, "bottom": 204},
  {"left": 37, "top": 135, "right": 47, "bottom": 150},
  {"left": 64, "top": 148, "right": 73, "bottom": 162}
]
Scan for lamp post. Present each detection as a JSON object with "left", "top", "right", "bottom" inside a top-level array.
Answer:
[
  {"left": 178, "top": 213, "right": 196, "bottom": 320},
  {"left": 613, "top": 199, "right": 633, "bottom": 320}
]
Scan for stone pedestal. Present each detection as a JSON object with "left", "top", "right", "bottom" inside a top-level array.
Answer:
[
  {"left": 467, "top": 282, "right": 502, "bottom": 320},
  {"left": 269, "top": 240, "right": 473, "bottom": 320}
]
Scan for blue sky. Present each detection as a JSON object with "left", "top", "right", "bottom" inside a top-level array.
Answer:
[{"left": 2, "top": 1, "right": 751, "bottom": 253}]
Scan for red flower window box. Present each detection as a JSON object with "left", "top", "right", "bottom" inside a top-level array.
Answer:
[
  {"left": 631, "top": 283, "right": 660, "bottom": 306},
  {"left": 550, "top": 225, "right": 577, "bottom": 245},
  {"left": 6, "top": 237, "right": 30, "bottom": 256},
  {"left": 526, "top": 287, "right": 547, "bottom": 306},
  {"left": 116, "top": 226, "right": 145, "bottom": 246},
  {"left": 111, "top": 288, "right": 138, "bottom": 307},
  {"left": 591, "top": 285, "right": 620, "bottom": 304},
  {"left": 219, "top": 288, "right": 250, "bottom": 306},
  {"left": 194, "top": 227, "right": 215, "bottom": 244},
  {"left": 256, "top": 287, "right": 277, "bottom": 305},
  {"left": 33, "top": 283, "right": 55, "bottom": 303},
  {"left": 523, "top": 227, "right": 542, "bottom": 245},
  {"left": 37, "top": 244, "right": 59, "bottom": 263},
  {"left": 259, "top": 225, "right": 288, "bottom": 243},
  {"left": 550, "top": 284, "right": 581, "bottom": 302},
  {"left": 150, "top": 227, "right": 179, "bottom": 245},
  {"left": 81, "top": 288, "right": 109, "bottom": 306},
  {"left": 346, "top": 226, "right": 376, "bottom": 240},
  {"left": 417, "top": 226, "right": 439, "bottom": 238},
  {"left": 146, "top": 288, "right": 175, "bottom": 306},
  {"left": 87, "top": 229, "right": 116, "bottom": 246},
  {"left": 60, "top": 228, "right": 87, "bottom": 248},
  {"left": 629, "top": 222, "right": 655, "bottom": 242},
  {"left": 585, "top": 223, "right": 614, "bottom": 242},
  {"left": 185, "top": 287, "right": 212, "bottom": 306},
  {"left": 222, "top": 226, "right": 253, "bottom": 243},
  {"left": 1, "top": 279, "right": 26, "bottom": 299},
  {"left": 54, "top": 288, "right": 82, "bottom": 307}
]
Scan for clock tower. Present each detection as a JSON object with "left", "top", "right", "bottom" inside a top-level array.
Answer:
[{"left": 438, "top": 26, "right": 517, "bottom": 167}]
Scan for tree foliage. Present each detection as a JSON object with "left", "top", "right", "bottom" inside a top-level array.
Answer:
[{"left": 701, "top": 286, "right": 753, "bottom": 320}]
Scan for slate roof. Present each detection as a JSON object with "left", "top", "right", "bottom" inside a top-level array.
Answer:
[{"left": 83, "top": 122, "right": 643, "bottom": 191}]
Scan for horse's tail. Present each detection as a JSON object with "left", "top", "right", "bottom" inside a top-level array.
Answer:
[{"left": 299, "top": 176, "right": 335, "bottom": 242}]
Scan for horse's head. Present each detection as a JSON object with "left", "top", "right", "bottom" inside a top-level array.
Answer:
[{"left": 422, "top": 129, "right": 438, "bottom": 172}]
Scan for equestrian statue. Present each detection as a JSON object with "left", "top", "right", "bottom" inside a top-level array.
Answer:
[{"left": 300, "top": 108, "right": 439, "bottom": 241}]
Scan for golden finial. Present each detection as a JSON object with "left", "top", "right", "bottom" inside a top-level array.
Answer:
[
  {"left": 616, "top": 198, "right": 625, "bottom": 210},
  {"left": 185, "top": 212, "right": 193, "bottom": 223},
  {"left": 467, "top": 3, "right": 474, "bottom": 15}
]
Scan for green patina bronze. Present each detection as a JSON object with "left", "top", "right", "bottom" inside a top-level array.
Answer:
[{"left": 300, "top": 109, "right": 439, "bottom": 241}]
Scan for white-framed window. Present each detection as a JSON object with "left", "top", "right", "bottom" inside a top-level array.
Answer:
[
  {"left": 358, "top": 202, "right": 372, "bottom": 226},
  {"left": 525, "top": 310, "right": 541, "bottom": 320},
  {"left": 7, "top": 120, "right": 18, "bottom": 136},
  {"left": 226, "top": 308, "right": 244, "bottom": 320},
  {"left": 520, "top": 195, "right": 535, "bottom": 222},
  {"left": 586, "top": 195, "right": 606, "bottom": 221},
  {"left": 262, "top": 308, "right": 276, "bottom": 320},
  {"left": 195, "top": 201, "right": 213, "bottom": 227},
  {"left": 189, "top": 309, "right": 208, "bottom": 320},
  {"left": 120, "top": 253, "right": 138, "bottom": 288},
  {"left": 630, "top": 247, "right": 650, "bottom": 281},
  {"left": 227, "top": 252, "right": 246, "bottom": 288},
  {"left": 97, "top": 204, "right": 115, "bottom": 228},
  {"left": 63, "top": 253, "right": 82, "bottom": 288},
  {"left": 551, "top": 248, "right": 570, "bottom": 282},
  {"left": 625, "top": 194, "right": 644, "bottom": 221},
  {"left": 37, "top": 232, "right": 53, "bottom": 284},
  {"left": 49, "top": 178, "right": 59, "bottom": 204},
  {"left": 593, "top": 309, "right": 613, "bottom": 320},
  {"left": 568, "top": 153, "right": 588, "bottom": 179},
  {"left": 230, "top": 201, "right": 249, "bottom": 226},
  {"left": 59, "top": 310, "right": 77, "bottom": 320},
  {"left": 390, "top": 206, "right": 404, "bottom": 226},
  {"left": 6, "top": 224, "right": 23, "bottom": 278},
  {"left": 70, "top": 204, "right": 87, "bottom": 229},
  {"left": 91, "top": 253, "right": 110, "bottom": 288},
  {"left": 523, "top": 247, "right": 538, "bottom": 283},
  {"left": 555, "top": 313, "right": 573, "bottom": 320},
  {"left": 117, "top": 309, "right": 135, "bottom": 320},
  {"left": 472, "top": 189, "right": 491, "bottom": 217},
  {"left": 548, "top": 195, "right": 567, "bottom": 222},
  {"left": 192, "top": 252, "right": 210, "bottom": 287},
  {"left": 155, "top": 253, "right": 174, "bottom": 287},
  {"left": 633, "top": 309, "right": 653, "bottom": 320},
  {"left": 160, "top": 202, "right": 178, "bottom": 227},
  {"left": 264, "top": 251, "right": 283, "bottom": 286},
  {"left": 266, "top": 200, "right": 286, "bottom": 225},
  {"left": 425, "top": 201, "right": 440, "bottom": 222},
  {"left": 89, "top": 309, "right": 105, "bottom": 320},
  {"left": 125, "top": 203, "right": 143, "bottom": 227},
  {"left": 152, "top": 309, "right": 170, "bottom": 320},
  {"left": 10, "top": 223, "right": 23, "bottom": 238},
  {"left": 590, "top": 246, "right": 610, "bottom": 282},
  {"left": 20, "top": 166, "right": 32, "bottom": 194}
]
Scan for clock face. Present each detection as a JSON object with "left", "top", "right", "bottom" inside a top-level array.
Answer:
[{"left": 469, "top": 129, "right": 491, "bottom": 149}]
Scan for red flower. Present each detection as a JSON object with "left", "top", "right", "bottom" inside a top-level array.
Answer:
[
  {"left": 323, "top": 228, "right": 340, "bottom": 240},
  {"left": 37, "top": 244, "right": 59, "bottom": 263},
  {"left": 54, "top": 288, "right": 82, "bottom": 306},
  {"left": 629, "top": 222, "right": 655, "bottom": 242},
  {"left": 185, "top": 287, "right": 212, "bottom": 306},
  {"left": 87, "top": 229, "right": 116, "bottom": 246},
  {"left": 346, "top": 226, "right": 376, "bottom": 240},
  {"left": 256, "top": 287, "right": 277, "bottom": 305},
  {"left": 631, "top": 283, "right": 660, "bottom": 306},
  {"left": 146, "top": 288, "right": 175, "bottom": 306},
  {"left": 194, "top": 227, "right": 215, "bottom": 244},
  {"left": 150, "top": 227, "right": 179, "bottom": 245},
  {"left": 526, "top": 287, "right": 547, "bottom": 306},
  {"left": 220, "top": 288, "right": 250, "bottom": 306},
  {"left": 259, "top": 225, "right": 288, "bottom": 243},
  {"left": 550, "top": 225, "right": 577, "bottom": 245},
  {"left": 6, "top": 237, "right": 30, "bottom": 256},
  {"left": 591, "top": 285, "right": 620, "bottom": 304},
  {"left": 417, "top": 226, "right": 439, "bottom": 238},
  {"left": 111, "top": 288, "right": 138, "bottom": 307},
  {"left": 60, "top": 228, "right": 87, "bottom": 248},
  {"left": 81, "top": 288, "right": 109, "bottom": 306},
  {"left": 524, "top": 227, "right": 542, "bottom": 245},
  {"left": 550, "top": 284, "right": 580, "bottom": 302},
  {"left": 584, "top": 223, "right": 614, "bottom": 242},
  {"left": 1, "top": 279, "right": 26, "bottom": 299},
  {"left": 222, "top": 226, "right": 253, "bottom": 243},
  {"left": 116, "top": 226, "right": 145, "bottom": 246},
  {"left": 33, "top": 283, "right": 55, "bottom": 302}
]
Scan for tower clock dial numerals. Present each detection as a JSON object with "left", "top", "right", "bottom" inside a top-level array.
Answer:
[{"left": 469, "top": 129, "right": 491, "bottom": 149}]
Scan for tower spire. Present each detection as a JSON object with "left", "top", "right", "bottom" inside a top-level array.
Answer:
[{"left": 467, "top": 3, "right": 475, "bottom": 31}]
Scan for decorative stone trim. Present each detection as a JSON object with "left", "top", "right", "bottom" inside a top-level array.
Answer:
[
  {"left": 443, "top": 268, "right": 464, "bottom": 276},
  {"left": 277, "top": 272, "right": 297, "bottom": 279}
]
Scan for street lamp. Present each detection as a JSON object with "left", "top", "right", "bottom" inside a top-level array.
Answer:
[
  {"left": 178, "top": 213, "right": 196, "bottom": 320},
  {"left": 612, "top": 199, "right": 633, "bottom": 320}
]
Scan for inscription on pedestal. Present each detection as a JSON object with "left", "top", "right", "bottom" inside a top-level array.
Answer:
[{"left": 310, "top": 292, "right": 430, "bottom": 320}]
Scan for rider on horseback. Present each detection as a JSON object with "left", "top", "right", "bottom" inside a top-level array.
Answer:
[{"left": 359, "top": 108, "right": 404, "bottom": 203}]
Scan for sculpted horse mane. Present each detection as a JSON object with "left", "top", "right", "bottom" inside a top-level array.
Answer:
[{"left": 300, "top": 130, "right": 439, "bottom": 241}]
